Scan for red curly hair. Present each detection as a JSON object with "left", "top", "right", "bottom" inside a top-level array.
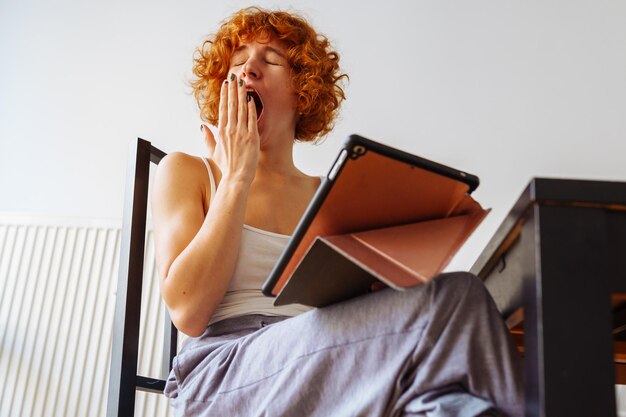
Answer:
[{"left": 191, "top": 7, "right": 348, "bottom": 142}]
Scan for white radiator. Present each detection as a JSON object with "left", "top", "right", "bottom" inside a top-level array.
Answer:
[
  {"left": 0, "top": 215, "right": 171, "bottom": 417},
  {"left": 1, "top": 215, "right": 625, "bottom": 416}
]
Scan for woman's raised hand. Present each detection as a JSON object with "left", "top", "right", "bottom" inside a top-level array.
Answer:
[
  {"left": 203, "top": 73, "right": 260, "bottom": 186},
  {"left": 200, "top": 124, "right": 217, "bottom": 157}
]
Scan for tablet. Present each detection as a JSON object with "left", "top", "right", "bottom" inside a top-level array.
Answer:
[{"left": 261, "top": 134, "right": 484, "bottom": 305}]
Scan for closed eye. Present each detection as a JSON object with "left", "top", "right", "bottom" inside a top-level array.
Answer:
[{"left": 233, "top": 61, "right": 280, "bottom": 67}]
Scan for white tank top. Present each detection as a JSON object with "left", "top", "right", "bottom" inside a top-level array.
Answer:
[{"left": 201, "top": 158, "right": 312, "bottom": 325}]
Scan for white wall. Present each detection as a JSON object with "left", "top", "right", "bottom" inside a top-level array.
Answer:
[
  {"left": 2, "top": 0, "right": 626, "bottom": 269},
  {"left": 1, "top": 0, "right": 626, "bottom": 414}
]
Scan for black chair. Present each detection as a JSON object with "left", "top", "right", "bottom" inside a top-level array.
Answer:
[{"left": 106, "top": 138, "right": 177, "bottom": 417}]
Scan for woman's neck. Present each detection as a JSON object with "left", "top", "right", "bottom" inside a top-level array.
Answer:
[{"left": 256, "top": 131, "right": 302, "bottom": 178}]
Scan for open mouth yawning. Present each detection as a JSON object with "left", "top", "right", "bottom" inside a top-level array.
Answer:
[{"left": 246, "top": 89, "right": 264, "bottom": 120}]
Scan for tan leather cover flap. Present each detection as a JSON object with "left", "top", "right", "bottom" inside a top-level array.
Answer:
[
  {"left": 336, "top": 209, "right": 490, "bottom": 287},
  {"left": 275, "top": 209, "right": 489, "bottom": 306}
]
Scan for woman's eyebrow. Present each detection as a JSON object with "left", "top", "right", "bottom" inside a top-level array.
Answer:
[{"left": 231, "top": 46, "right": 248, "bottom": 58}]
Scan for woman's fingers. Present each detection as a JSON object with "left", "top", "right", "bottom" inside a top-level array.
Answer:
[
  {"left": 221, "top": 73, "right": 253, "bottom": 136},
  {"left": 212, "top": 73, "right": 259, "bottom": 183},
  {"left": 226, "top": 73, "right": 238, "bottom": 134},
  {"left": 237, "top": 76, "right": 248, "bottom": 128},
  {"left": 217, "top": 79, "right": 228, "bottom": 136}
]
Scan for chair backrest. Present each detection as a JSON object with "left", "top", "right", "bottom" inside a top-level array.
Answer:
[{"left": 106, "top": 138, "right": 177, "bottom": 417}]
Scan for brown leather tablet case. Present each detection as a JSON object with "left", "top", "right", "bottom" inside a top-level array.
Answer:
[{"left": 263, "top": 134, "right": 488, "bottom": 307}]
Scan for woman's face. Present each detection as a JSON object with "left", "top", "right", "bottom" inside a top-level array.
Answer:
[{"left": 228, "top": 38, "right": 298, "bottom": 143}]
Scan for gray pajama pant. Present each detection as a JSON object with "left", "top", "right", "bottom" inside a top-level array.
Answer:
[{"left": 164, "top": 272, "right": 523, "bottom": 416}]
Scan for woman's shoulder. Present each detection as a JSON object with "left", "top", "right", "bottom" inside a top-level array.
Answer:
[
  {"left": 157, "top": 152, "right": 210, "bottom": 179},
  {"left": 159, "top": 151, "right": 207, "bottom": 168},
  {"left": 154, "top": 152, "right": 212, "bottom": 196}
]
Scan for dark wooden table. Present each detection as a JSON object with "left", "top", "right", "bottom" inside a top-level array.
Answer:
[{"left": 470, "top": 177, "right": 626, "bottom": 417}]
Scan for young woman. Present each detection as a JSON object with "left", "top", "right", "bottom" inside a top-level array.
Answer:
[{"left": 152, "top": 7, "right": 523, "bottom": 417}]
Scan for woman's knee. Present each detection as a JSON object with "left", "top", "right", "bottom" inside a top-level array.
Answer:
[{"left": 432, "top": 271, "right": 491, "bottom": 304}]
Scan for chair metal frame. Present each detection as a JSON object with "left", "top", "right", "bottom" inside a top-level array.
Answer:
[{"left": 106, "top": 138, "right": 177, "bottom": 417}]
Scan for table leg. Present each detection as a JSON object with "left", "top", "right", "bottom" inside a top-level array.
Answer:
[{"left": 522, "top": 204, "right": 616, "bottom": 417}]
